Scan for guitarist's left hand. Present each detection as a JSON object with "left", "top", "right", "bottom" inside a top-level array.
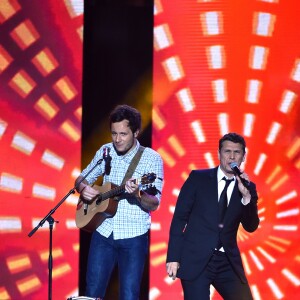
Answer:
[
  {"left": 125, "top": 179, "right": 140, "bottom": 197},
  {"left": 125, "top": 178, "right": 159, "bottom": 211}
]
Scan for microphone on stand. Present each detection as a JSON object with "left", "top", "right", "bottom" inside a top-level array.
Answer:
[
  {"left": 230, "top": 162, "right": 250, "bottom": 188},
  {"left": 103, "top": 147, "right": 112, "bottom": 175}
]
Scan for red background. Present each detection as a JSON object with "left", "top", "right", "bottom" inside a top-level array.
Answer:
[{"left": 151, "top": 0, "right": 300, "bottom": 299}]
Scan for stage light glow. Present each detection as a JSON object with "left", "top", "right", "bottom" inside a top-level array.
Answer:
[{"left": 0, "top": 1, "right": 83, "bottom": 299}]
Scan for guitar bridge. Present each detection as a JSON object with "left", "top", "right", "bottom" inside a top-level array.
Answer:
[{"left": 84, "top": 203, "right": 88, "bottom": 215}]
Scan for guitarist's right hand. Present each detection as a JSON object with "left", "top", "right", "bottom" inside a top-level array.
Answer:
[
  {"left": 75, "top": 176, "right": 100, "bottom": 201},
  {"left": 80, "top": 184, "right": 100, "bottom": 201}
]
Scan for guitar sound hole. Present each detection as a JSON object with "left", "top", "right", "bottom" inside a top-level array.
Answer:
[{"left": 95, "top": 195, "right": 103, "bottom": 205}]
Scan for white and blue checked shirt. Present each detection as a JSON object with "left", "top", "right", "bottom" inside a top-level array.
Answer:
[{"left": 80, "top": 141, "right": 164, "bottom": 240}]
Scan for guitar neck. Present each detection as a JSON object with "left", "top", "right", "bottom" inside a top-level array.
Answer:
[{"left": 101, "top": 183, "right": 126, "bottom": 200}]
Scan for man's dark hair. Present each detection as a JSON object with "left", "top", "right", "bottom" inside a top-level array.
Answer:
[
  {"left": 109, "top": 104, "right": 141, "bottom": 134},
  {"left": 219, "top": 132, "right": 246, "bottom": 154}
]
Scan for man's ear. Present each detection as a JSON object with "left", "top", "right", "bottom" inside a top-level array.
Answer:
[
  {"left": 134, "top": 130, "right": 139, "bottom": 138},
  {"left": 242, "top": 153, "right": 246, "bottom": 162},
  {"left": 217, "top": 150, "right": 220, "bottom": 160}
]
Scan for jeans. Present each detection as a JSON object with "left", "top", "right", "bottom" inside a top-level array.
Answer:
[{"left": 85, "top": 231, "right": 149, "bottom": 300}]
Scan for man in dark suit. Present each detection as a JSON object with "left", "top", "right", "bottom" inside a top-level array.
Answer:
[{"left": 166, "top": 133, "right": 259, "bottom": 300}]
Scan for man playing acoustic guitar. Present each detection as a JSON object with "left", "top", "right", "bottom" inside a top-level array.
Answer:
[{"left": 75, "top": 104, "right": 164, "bottom": 300}]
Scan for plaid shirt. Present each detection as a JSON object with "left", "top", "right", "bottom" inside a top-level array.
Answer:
[{"left": 80, "top": 141, "right": 164, "bottom": 239}]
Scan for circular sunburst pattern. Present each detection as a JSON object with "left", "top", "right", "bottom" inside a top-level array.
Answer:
[
  {"left": 0, "top": 1, "right": 83, "bottom": 299},
  {"left": 151, "top": 0, "right": 300, "bottom": 299}
]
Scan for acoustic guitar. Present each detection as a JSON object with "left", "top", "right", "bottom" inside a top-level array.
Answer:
[{"left": 75, "top": 173, "right": 157, "bottom": 232}]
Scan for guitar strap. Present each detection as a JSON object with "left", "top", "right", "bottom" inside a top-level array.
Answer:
[{"left": 121, "top": 146, "right": 145, "bottom": 184}]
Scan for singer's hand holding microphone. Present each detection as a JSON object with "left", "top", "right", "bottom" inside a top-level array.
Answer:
[{"left": 230, "top": 162, "right": 251, "bottom": 199}]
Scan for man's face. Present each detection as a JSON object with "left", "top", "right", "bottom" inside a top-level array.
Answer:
[
  {"left": 218, "top": 140, "right": 245, "bottom": 177},
  {"left": 111, "top": 120, "right": 138, "bottom": 155}
]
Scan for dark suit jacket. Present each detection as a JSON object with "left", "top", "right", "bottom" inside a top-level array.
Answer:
[{"left": 166, "top": 167, "right": 259, "bottom": 283}]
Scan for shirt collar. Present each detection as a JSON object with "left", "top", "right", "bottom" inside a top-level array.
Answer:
[
  {"left": 217, "top": 166, "right": 236, "bottom": 183},
  {"left": 122, "top": 140, "right": 140, "bottom": 162}
]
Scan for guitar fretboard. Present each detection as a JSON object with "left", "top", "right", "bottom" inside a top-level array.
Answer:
[
  {"left": 100, "top": 184, "right": 126, "bottom": 201},
  {"left": 96, "top": 178, "right": 138, "bottom": 203}
]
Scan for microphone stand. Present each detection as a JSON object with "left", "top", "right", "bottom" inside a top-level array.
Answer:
[{"left": 28, "top": 158, "right": 104, "bottom": 300}]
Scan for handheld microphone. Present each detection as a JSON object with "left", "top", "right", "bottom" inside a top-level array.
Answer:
[
  {"left": 103, "top": 147, "right": 112, "bottom": 175},
  {"left": 230, "top": 162, "right": 250, "bottom": 188}
]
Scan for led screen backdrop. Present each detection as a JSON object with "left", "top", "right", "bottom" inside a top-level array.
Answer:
[
  {"left": 151, "top": 0, "right": 300, "bottom": 299},
  {"left": 0, "top": 1, "right": 83, "bottom": 299}
]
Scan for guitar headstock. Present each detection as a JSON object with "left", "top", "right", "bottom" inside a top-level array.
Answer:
[
  {"left": 137, "top": 173, "right": 161, "bottom": 196},
  {"left": 140, "top": 173, "right": 157, "bottom": 185}
]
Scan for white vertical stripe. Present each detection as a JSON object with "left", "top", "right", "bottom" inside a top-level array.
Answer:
[
  {"left": 190, "top": 121, "right": 205, "bottom": 143},
  {"left": 243, "top": 113, "right": 255, "bottom": 137},
  {"left": 253, "top": 153, "right": 267, "bottom": 175},
  {"left": 204, "top": 12, "right": 220, "bottom": 35},
  {"left": 212, "top": 79, "right": 227, "bottom": 102},
  {"left": 266, "top": 122, "right": 281, "bottom": 144},
  {"left": 209, "top": 45, "right": 224, "bottom": 69},
  {"left": 247, "top": 80, "right": 261, "bottom": 103},
  {"left": 255, "top": 12, "right": 272, "bottom": 36},
  {"left": 279, "top": 90, "right": 297, "bottom": 113}
]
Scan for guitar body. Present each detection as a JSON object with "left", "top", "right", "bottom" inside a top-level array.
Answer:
[
  {"left": 75, "top": 173, "right": 157, "bottom": 232},
  {"left": 75, "top": 182, "right": 119, "bottom": 232}
]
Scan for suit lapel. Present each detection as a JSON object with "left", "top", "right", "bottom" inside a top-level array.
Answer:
[
  {"left": 208, "top": 168, "right": 219, "bottom": 218},
  {"left": 211, "top": 167, "right": 218, "bottom": 202}
]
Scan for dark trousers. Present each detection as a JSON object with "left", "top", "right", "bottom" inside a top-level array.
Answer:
[
  {"left": 85, "top": 231, "right": 148, "bottom": 300},
  {"left": 181, "top": 250, "right": 253, "bottom": 300}
]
